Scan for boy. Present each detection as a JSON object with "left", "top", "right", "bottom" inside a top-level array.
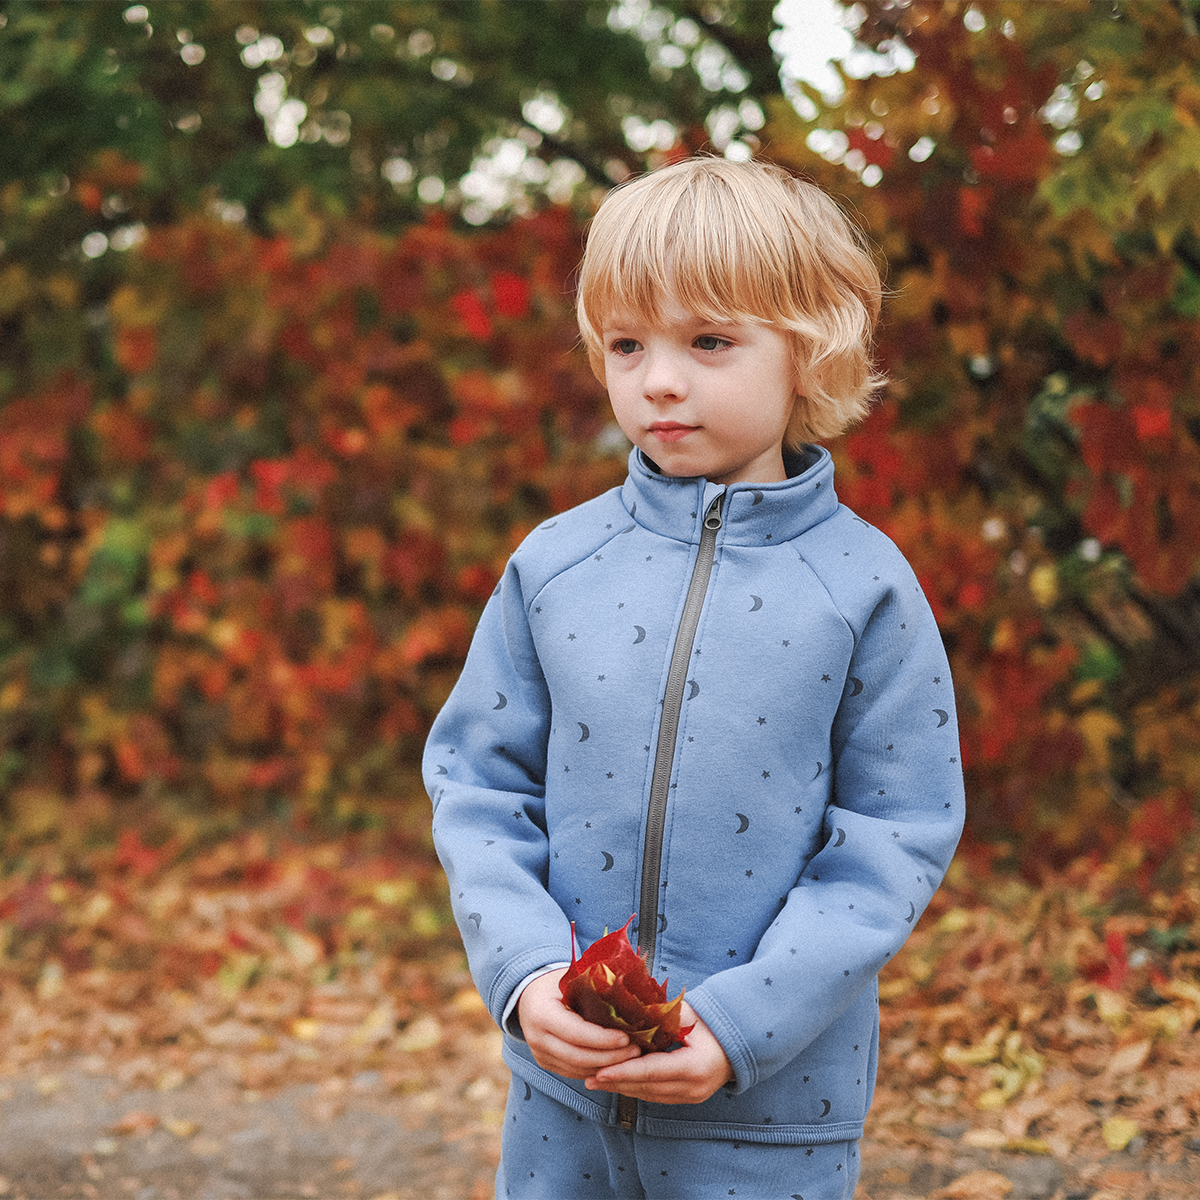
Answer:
[{"left": 424, "top": 157, "right": 964, "bottom": 1199}]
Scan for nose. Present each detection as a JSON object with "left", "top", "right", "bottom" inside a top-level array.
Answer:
[{"left": 640, "top": 345, "right": 688, "bottom": 403}]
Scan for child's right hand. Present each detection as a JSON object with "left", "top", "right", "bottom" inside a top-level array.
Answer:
[{"left": 517, "top": 968, "right": 643, "bottom": 1079}]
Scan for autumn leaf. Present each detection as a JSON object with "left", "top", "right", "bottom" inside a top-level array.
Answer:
[{"left": 559, "top": 916, "right": 694, "bottom": 1053}]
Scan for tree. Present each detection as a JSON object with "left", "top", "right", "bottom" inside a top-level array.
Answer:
[{"left": 766, "top": 0, "right": 1200, "bottom": 865}]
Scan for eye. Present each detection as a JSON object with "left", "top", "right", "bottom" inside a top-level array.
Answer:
[
  {"left": 694, "top": 335, "right": 730, "bottom": 351},
  {"left": 609, "top": 337, "right": 641, "bottom": 355}
]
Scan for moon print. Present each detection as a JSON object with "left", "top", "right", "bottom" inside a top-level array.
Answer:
[
  {"left": 578, "top": 722, "right": 590, "bottom": 742},
  {"left": 848, "top": 677, "right": 863, "bottom": 696},
  {"left": 735, "top": 812, "right": 750, "bottom": 834},
  {"left": 749, "top": 595, "right": 763, "bottom": 611},
  {"left": 523, "top": 1081, "right": 532, "bottom": 1101},
  {"left": 493, "top": 692, "right": 508, "bottom": 710},
  {"left": 833, "top": 827, "right": 846, "bottom": 847},
  {"left": 853, "top": 516, "right": 869, "bottom": 525},
  {"left": 600, "top": 851, "right": 615, "bottom": 871},
  {"left": 751, "top": 489, "right": 764, "bottom": 505},
  {"left": 933, "top": 708, "right": 949, "bottom": 727},
  {"left": 484, "top": 839, "right": 495, "bottom": 846},
  {"left": 819, "top": 1098, "right": 832, "bottom": 1117},
  {"left": 813, "top": 761, "right": 823, "bottom": 780},
  {"left": 658, "top": 913, "right": 668, "bottom": 933},
  {"left": 686, "top": 679, "right": 700, "bottom": 700},
  {"left": 905, "top": 901, "right": 915, "bottom": 924},
  {"left": 633, "top": 625, "right": 646, "bottom": 643},
  {"left": 467, "top": 912, "right": 481, "bottom": 929},
  {"left": 435, "top": 765, "right": 448, "bottom": 775},
  {"left": 541, "top": 521, "right": 557, "bottom": 529}
]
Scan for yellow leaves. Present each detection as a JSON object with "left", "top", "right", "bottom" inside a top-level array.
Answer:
[
  {"left": 1076, "top": 707, "right": 1125, "bottom": 772},
  {"left": 956, "top": 1027, "right": 1044, "bottom": 1111},
  {"left": 1027, "top": 563, "right": 1058, "bottom": 607},
  {"left": 938, "top": 907, "right": 973, "bottom": 934},
  {"left": 1101, "top": 1115, "right": 1140, "bottom": 1151}
]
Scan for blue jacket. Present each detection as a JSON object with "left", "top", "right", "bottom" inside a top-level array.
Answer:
[{"left": 424, "top": 445, "right": 964, "bottom": 1145}]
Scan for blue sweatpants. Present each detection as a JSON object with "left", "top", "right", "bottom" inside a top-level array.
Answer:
[{"left": 496, "top": 1076, "right": 860, "bottom": 1200}]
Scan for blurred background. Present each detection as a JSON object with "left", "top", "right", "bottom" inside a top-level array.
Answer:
[{"left": 1, "top": 3, "right": 1199, "bottom": 1198}]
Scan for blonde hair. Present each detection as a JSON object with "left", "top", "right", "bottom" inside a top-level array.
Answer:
[{"left": 576, "top": 156, "right": 884, "bottom": 445}]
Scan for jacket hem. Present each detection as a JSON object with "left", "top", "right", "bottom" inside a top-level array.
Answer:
[{"left": 503, "top": 1042, "right": 866, "bottom": 1144}]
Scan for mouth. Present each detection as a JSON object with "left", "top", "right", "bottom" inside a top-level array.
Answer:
[{"left": 648, "top": 421, "right": 698, "bottom": 443}]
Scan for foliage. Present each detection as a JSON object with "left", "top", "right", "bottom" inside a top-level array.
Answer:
[
  {"left": 1, "top": 0, "right": 1198, "bottom": 871},
  {"left": 765, "top": 0, "right": 1200, "bottom": 861}
]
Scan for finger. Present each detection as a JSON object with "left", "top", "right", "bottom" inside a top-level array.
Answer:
[
  {"left": 533, "top": 1037, "right": 641, "bottom": 1077},
  {"left": 541, "top": 1008, "right": 631, "bottom": 1049}
]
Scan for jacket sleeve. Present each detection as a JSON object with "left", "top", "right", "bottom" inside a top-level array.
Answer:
[
  {"left": 684, "top": 566, "right": 965, "bottom": 1092},
  {"left": 423, "top": 559, "right": 574, "bottom": 1032}
]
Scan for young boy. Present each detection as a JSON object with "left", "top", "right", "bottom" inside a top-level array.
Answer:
[{"left": 424, "top": 157, "right": 964, "bottom": 1199}]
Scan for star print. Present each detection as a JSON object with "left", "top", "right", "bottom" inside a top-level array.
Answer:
[
  {"left": 575, "top": 898, "right": 581, "bottom": 904},
  {"left": 900, "top": 622, "right": 906, "bottom": 629},
  {"left": 745, "top": 870, "right": 753, "bottom": 877},
  {"left": 542, "top": 1135, "right": 548, "bottom": 1141},
  {"left": 878, "top": 789, "right": 886, "bottom": 795},
  {"left": 567, "top": 633, "right": 576, "bottom": 640},
  {"left": 765, "top": 533, "right": 772, "bottom": 540},
  {"left": 564, "top": 765, "right": 570, "bottom": 772},
  {"left": 950, "top": 756, "right": 958, "bottom": 763},
  {"left": 806, "top": 1147, "right": 814, "bottom": 1155},
  {"left": 764, "top": 977, "right": 772, "bottom": 985},
  {"left": 513, "top": 811, "right": 522, "bottom": 820},
  {"left": 794, "top": 806, "right": 802, "bottom": 813},
  {"left": 789, "top": 948, "right": 796, "bottom": 954},
  {"left": 553, "top": 851, "right": 559, "bottom": 858},
  {"left": 849, "top": 904, "right": 855, "bottom": 909},
  {"left": 606, "top": 772, "right": 613, "bottom": 779},
  {"left": 606, "top": 523, "right": 612, "bottom": 529},
  {"left": 762, "top": 770, "right": 770, "bottom": 778},
  {"left": 854, "top": 1044, "right": 859, "bottom": 1050},
  {"left": 646, "top": 555, "right": 653, "bottom": 561},
  {"left": 617, "top": 602, "right": 625, "bottom": 609},
  {"left": 766, "top": 1031, "right": 773, "bottom": 1038},
  {"left": 594, "top": 554, "right": 602, "bottom": 561},
  {"left": 821, "top": 674, "right": 831, "bottom": 682},
  {"left": 448, "top": 748, "right": 455, "bottom": 754},
  {"left": 873, "top": 575, "right": 880, "bottom": 580},
  {"left": 534, "top": 606, "right": 542, "bottom": 613},
  {"left": 598, "top": 674, "right": 605, "bottom": 680},
  {"left": 844, "top": 551, "right": 849, "bottom": 556},
  {"left": 887, "top": 744, "right": 893, "bottom": 750},
  {"left": 585, "top": 822, "right": 591, "bottom": 828},
  {"left": 688, "top": 736, "right": 694, "bottom": 742},
  {"left": 803, "top": 1077, "right": 810, "bottom": 1084},
  {"left": 757, "top": 716, "right": 767, "bottom": 725},
  {"left": 782, "top": 639, "right": 790, "bottom": 646},
  {"left": 933, "top": 676, "right": 941, "bottom": 683},
  {"left": 844, "top": 969, "right": 850, "bottom": 975},
  {"left": 945, "top": 802, "right": 951, "bottom": 808},
  {"left": 892, "top": 831, "right": 900, "bottom": 838},
  {"left": 644, "top": 745, "right": 650, "bottom": 752},
  {"left": 727, "top": 949, "right": 737, "bottom": 957}
]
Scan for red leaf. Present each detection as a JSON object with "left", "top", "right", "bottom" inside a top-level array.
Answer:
[
  {"left": 491, "top": 271, "right": 531, "bottom": 318},
  {"left": 559, "top": 916, "right": 694, "bottom": 1052},
  {"left": 451, "top": 290, "right": 492, "bottom": 340}
]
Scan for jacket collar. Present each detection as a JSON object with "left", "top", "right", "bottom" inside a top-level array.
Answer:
[{"left": 619, "top": 445, "right": 839, "bottom": 546}]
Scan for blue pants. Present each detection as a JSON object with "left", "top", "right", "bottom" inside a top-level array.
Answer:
[{"left": 497, "top": 1076, "right": 860, "bottom": 1200}]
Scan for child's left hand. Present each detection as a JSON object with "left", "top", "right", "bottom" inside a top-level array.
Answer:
[{"left": 584, "top": 1003, "right": 732, "bottom": 1104}]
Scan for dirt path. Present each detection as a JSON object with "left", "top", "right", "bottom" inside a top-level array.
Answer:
[{"left": 2, "top": 1055, "right": 1195, "bottom": 1200}]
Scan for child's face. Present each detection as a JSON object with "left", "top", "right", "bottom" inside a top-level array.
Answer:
[{"left": 601, "top": 297, "right": 798, "bottom": 486}]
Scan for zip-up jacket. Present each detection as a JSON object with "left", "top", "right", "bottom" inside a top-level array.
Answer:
[{"left": 424, "top": 445, "right": 965, "bottom": 1144}]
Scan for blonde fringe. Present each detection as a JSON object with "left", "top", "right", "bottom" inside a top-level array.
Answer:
[{"left": 576, "top": 157, "right": 884, "bottom": 446}]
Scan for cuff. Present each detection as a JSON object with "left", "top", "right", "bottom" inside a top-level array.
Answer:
[{"left": 500, "top": 962, "right": 570, "bottom": 1039}]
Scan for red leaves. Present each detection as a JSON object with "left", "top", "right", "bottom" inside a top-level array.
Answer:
[{"left": 559, "top": 916, "right": 693, "bottom": 1052}]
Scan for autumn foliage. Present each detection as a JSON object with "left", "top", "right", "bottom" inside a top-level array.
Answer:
[
  {"left": 560, "top": 916, "right": 693, "bottom": 1052},
  {"left": 1, "top": 1, "right": 1199, "bottom": 883}
]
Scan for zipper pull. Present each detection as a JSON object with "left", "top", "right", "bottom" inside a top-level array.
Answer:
[{"left": 704, "top": 494, "right": 724, "bottom": 530}]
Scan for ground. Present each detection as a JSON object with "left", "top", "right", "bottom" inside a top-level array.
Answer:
[{"left": 2, "top": 810, "right": 1198, "bottom": 1199}]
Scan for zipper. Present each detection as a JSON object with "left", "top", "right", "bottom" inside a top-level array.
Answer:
[{"left": 617, "top": 490, "right": 724, "bottom": 1132}]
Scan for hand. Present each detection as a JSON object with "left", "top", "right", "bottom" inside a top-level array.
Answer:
[
  {"left": 584, "top": 1004, "right": 732, "bottom": 1105},
  {"left": 517, "top": 969, "right": 643, "bottom": 1079}
]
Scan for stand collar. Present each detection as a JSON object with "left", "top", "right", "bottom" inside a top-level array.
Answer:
[{"left": 619, "top": 446, "right": 839, "bottom": 546}]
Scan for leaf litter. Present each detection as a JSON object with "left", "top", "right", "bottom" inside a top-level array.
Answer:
[{"left": 0, "top": 798, "right": 1197, "bottom": 1198}]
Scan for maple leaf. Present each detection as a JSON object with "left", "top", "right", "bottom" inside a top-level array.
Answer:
[{"left": 559, "top": 916, "right": 694, "bottom": 1052}]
